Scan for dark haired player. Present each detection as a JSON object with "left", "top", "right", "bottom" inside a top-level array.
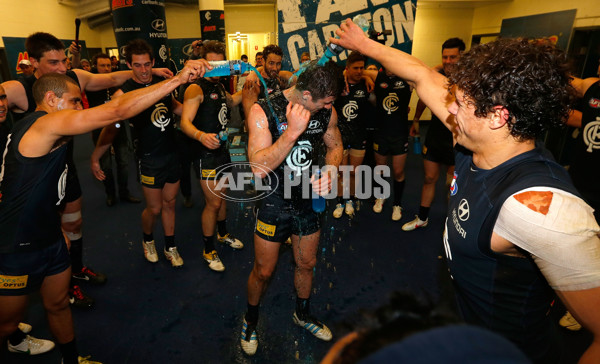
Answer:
[
  {"left": 240, "top": 62, "right": 344, "bottom": 355},
  {"left": 180, "top": 40, "right": 245, "bottom": 272},
  {"left": 333, "top": 20, "right": 600, "bottom": 363},
  {"left": 0, "top": 59, "right": 205, "bottom": 363},
  {"left": 92, "top": 39, "right": 185, "bottom": 268}
]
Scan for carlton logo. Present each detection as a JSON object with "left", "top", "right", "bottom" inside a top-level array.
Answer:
[
  {"left": 286, "top": 140, "right": 312, "bottom": 176},
  {"left": 151, "top": 103, "right": 171, "bottom": 131},
  {"left": 383, "top": 93, "right": 399, "bottom": 115},
  {"left": 112, "top": 0, "right": 133, "bottom": 10},
  {"left": 56, "top": 164, "right": 68, "bottom": 206},
  {"left": 218, "top": 103, "right": 228, "bottom": 126},
  {"left": 589, "top": 98, "right": 600, "bottom": 108},
  {"left": 342, "top": 100, "right": 358, "bottom": 120},
  {"left": 583, "top": 119, "right": 600, "bottom": 153},
  {"left": 151, "top": 19, "right": 166, "bottom": 32}
]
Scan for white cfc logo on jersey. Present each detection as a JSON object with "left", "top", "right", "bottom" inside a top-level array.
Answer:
[
  {"left": 286, "top": 140, "right": 312, "bottom": 176},
  {"left": 342, "top": 100, "right": 358, "bottom": 121},
  {"left": 583, "top": 117, "right": 600, "bottom": 153},
  {"left": 218, "top": 103, "right": 228, "bottom": 126},
  {"left": 151, "top": 103, "right": 171, "bottom": 131},
  {"left": 56, "top": 164, "right": 68, "bottom": 206},
  {"left": 383, "top": 92, "right": 399, "bottom": 115}
]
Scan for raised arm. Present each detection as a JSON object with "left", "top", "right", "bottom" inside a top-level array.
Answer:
[
  {"left": 571, "top": 77, "right": 600, "bottom": 99},
  {"left": 248, "top": 102, "right": 310, "bottom": 178},
  {"left": 331, "top": 19, "right": 452, "bottom": 129},
  {"left": 21, "top": 60, "right": 208, "bottom": 158},
  {"left": 74, "top": 67, "right": 174, "bottom": 92},
  {"left": 1, "top": 80, "right": 29, "bottom": 113}
]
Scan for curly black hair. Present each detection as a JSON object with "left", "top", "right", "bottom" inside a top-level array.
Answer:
[
  {"left": 124, "top": 39, "right": 153, "bottom": 64},
  {"left": 448, "top": 38, "right": 576, "bottom": 141},
  {"left": 202, "top": 40, "right": 226, "bottom": 59},
  {"left": 262, "top": 44, "right": 283, "bottom": 61},
  {"left": 296, "top": 60, "right": 344, "bottom": 100}
]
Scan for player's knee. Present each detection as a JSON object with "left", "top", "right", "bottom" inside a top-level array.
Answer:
[
  {"left": 296, "top": 255, "right": 317, "bottom": 271},
  {"left": 61, "top": 211, "right": 82, "bottom": 233},
  {"left": 254, "top": 263, "right": 274, "bottom": 282},
  {"left": 423, "top": 174, "right": 438, "bottom": 184},
  {"left": 43, "top": 290, "right": 70, "bottom": 314},
  {"left": 146, "top": 205, "right": 162, "bottom": 216}
]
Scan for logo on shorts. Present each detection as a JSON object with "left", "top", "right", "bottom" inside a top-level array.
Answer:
[
  {"left": 151, "top": 103, "right": 171, "bottom": 131},
  {"left": 140, "top": 174, "right": 155, "bottom": 185},
  {"left": 383, "top": 93, "right": 399, "bottom": 115},
  {"left": 286, "top": 140, "right": 313, "bottom": 176},
  {"left": 583, "top": 118, "right": 600, "bottom": 153},
  {"left": 210, "top": 93, "right": 218, "bottom": 100},
  {"left": 379, "top": 83, "right": 388, "bottom": 89},
  {"left": 589, "top": 98, "right": 600, "bottom": 108},
  {"left": 56, "top": 164, "right": 68, "bottom": 206},
  {"left": 207, "top": 162, "right": 278, "bottom": 202},
  {"left": 256, "top": 219, "right": 276, "bottom": 237},
  {"left": 0, "top": 274, "right": 28, "bottom": 289},
  {"left": 449, "top": 171, "right": 458, "bottom": 196},
  {"left": 342, "top": 100, "right": 358, "bottom": 121},
  {"left": 218, "top": 103, "right": 228, "bottom": 126}
]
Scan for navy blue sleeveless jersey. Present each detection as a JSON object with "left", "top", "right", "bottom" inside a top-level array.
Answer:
[
  {"left": 334, "top": 79, "right": 370, "bottom": 139},
  {"left": 444, "top": 145, "right": 579, "bottom": 363},
  {"left": 569, "top": 81, "right": 600, "bottom": 205},
  {"left": 120, "top": 76, "right": 176, "bottom": 158},
  {"left": 374, "top": 71, "right": 411, "bottom": 140},
  {"left": 191, "top": 78, "right": 229, "bottom": 157},
  {"left": 0, "top": 111, "right": 68, "bottom": 253},
  {"left": 257, "top": 91, "right": 331, "bottom": 209}
]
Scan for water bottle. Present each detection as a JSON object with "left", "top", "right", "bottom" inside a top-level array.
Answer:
[
  {"left": 204, "top": 60, "right": 248, "bottom": 77},
  {"left": 413, "top": 135, "right": 422, "bottom": 155},
  {"left": 216, "top": 130, "right": 228, "bottom": 144},
  {"left": 312, "top": 169, "right": 326, "bottom": 213},
  {"left": 317, "top": 14, "right": 370, "bottom": 66}
]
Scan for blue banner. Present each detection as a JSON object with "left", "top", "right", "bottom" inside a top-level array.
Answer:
[
  {"left": 166, "top": 38, "right": 198, "bottom": 73},
  {"left": 277, "top": 0, "right": 417, "bottom": 71},
  {"left": 500, "top": 9, "right": 576, "bottom": 51},
  {"left": 2, "top": 37, "right": 88, "bottom": 80}
]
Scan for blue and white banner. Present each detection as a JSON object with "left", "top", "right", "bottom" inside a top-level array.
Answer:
[{"left": 277, "top": 0, "right": 417, "bottom": 70}]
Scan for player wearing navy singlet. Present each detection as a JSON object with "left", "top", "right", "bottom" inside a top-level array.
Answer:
[
  {"left": 333, "top": 21, "right": 600, "bottom": 363},
  {"left": 0, "top": 59, "right": 206, "bottom": 364},
  {"left": 363, "top": 67, "right": 412, "bottom": 220},
  {"left": 180, "top": 41, "right": 245, "bottom": 272},
  {"left": 332, "top": 51, "right": 372, "bottom": 218},
  {"left": 91, "top": 40, "right": 193, "bottom": 268},
  {"left": 402, "top": 38, "right": 465, "bottom": 232},
  {"left": 239, "top": 62, "right": 343, "bottom": 356}
]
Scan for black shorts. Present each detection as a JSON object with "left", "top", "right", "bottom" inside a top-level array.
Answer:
[
  {"left": 64, "top": 160, "right": 82, "bottom": 203},
  {"left": 373, "top": 136, "right": 409, "bottom": 156},
  {"left": 254, "top": 195, "right": 320, "bottom": 242},
  {"left": 340, "top": 124, "right": 367, "bottom": 150},
  {"left": 423, "top": 142, "right": 455, "bottom": 166},
  {"left": 0, "top": 237, "right": 70, "bottom": 296},
  {"left": 139, "top": 152, "right": 181, "bottom": 189},
  {"left": 198, "top": 149, "right": 232, "bottom": 180}
]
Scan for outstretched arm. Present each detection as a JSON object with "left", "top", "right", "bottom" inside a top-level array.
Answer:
[
  {"left": 74, "top": 68, "right": 175, "bottom": 92},
  {"left": 331, "top": 19, "right": 452, "bottom": 130}
]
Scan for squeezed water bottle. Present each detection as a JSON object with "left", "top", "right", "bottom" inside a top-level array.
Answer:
[
  {"left": 204, "top": 60, "right": 248, "bottom": 77},
  {"left": 312, "top": 169, "right": 326, "bottom": 213},
  {"left": 317, "top": 14, "right": 370, "bottom": 66},
  {"left": 216, "top": 130, "right": 228, "bottom": 144}
]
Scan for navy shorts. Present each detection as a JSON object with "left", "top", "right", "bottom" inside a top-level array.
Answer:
[
  {"left": 0, "top": 238, "right": 70, "bottom": 296},
  {"left": 373, "top": 136, "right": 409, "bottom": 156},
  {"left": 254, "top": 195, "right": 320, "bottom": 242},
  {"left": 198, "top": 149, "right": 232, "bottom": 180},
  {"left": 139, "top": 152, "right": 181, "bottom": 188}
]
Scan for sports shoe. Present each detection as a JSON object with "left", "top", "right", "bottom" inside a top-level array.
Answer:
[
  {"left": 559, "top": 311, "right": 582, "bottom": 331},
  {"left": 218, "top": 233, "right": 244, "bottom": 249},
  {"left": 402, "top": 215, "right": 428, "bottom": 231},
  {"left": 203, "top": 250, "right": 225, "bottom": 272},
  {"left": 392, "top": 206, "right": 402, "bottom": 221},
  {"left": 332, "top": 203, "right": 344, "bottom": 218},
  {"left": 373, "top": 198, "right": 385, "bottom": 213},
  {"left": 293, "top": 312, "right": 332, "bottom": 341},
  {"left": 345, "top": 200, "right": 355, "bottom": 216},
  {"left": 240, "top": 318, "right": 258, "bottom": 356},
  {"left": 69, "top": 285, "right": 94, "bottom": 308},
  {"left": 18, "top": 322, "right": 32, "bottom": 334},
  {"left": 164, "top": 247, "right": 184, "bottom": 267},
  {"left": 142, "top": 240, "right": 158, "bottom": 263},
  {"left": 8, "top": 334, "right": 55, "bottom": 355},
  {"left": 72, "top": 267, "right": 107, "bottom": 285}
]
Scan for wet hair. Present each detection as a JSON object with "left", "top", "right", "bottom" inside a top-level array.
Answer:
[
  {"left": 32, "top": 73, "right": 79, "bottom": 104},
  {"left": 442, "top": 38, "right": 466, "bottom": 52},
  {"left": 296, "top": 60, "right": 344, "bottom": 100},
  {"left": 331, "top": 292, "right": 458, "bottom": 364},
  {"left": 92, "top": 53, "right": 110, "bottom": 66},
  {"left": 25, "top": 32, "right": 65, "bottom": 61},
  {"left": 346, "top": 51, "right": 366, "bottom": 67},
  {"left": 262, "top": 45, "right": 283, "bottom": 61},
  {"left": 448, "top": 38, "right": 575, "bottom": 141},
  {"left": 203, "top": 40, "right": 226, "bottom": 59},
  {"left": 124, "top": 39, "right": 153, "bottom": 64}
]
